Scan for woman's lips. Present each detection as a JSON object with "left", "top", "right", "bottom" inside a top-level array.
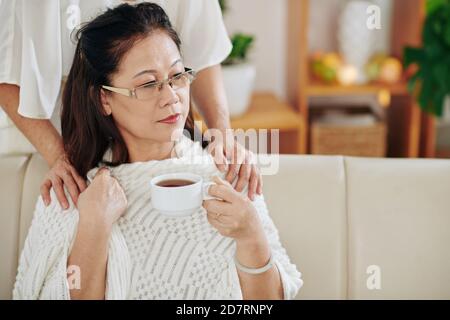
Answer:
[{"left": 158, "top": 113, "right": 181, "bottom": 124}]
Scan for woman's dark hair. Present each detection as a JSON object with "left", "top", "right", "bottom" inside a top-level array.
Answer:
[{"left": 62, "top": 2, "right": 199, "bottom": 178}]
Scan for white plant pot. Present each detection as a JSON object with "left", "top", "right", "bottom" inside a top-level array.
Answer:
[{"left": 222, "top": 63, "right": 256, "bottom": 117}]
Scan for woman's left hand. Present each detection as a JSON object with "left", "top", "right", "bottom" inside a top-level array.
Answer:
[
  {"left": 202, "top": 176, "right": 264, "bottom": 243},
  {"left": 207, "top": 137, "right": 263, "bottom": 201}
]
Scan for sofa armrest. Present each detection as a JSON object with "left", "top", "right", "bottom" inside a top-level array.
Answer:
[
  {"left": 0, "top": 155, "right": 30, "bottom": 299},
  {"left": 18, "top": 154, "right": 49, "bottom": 255}
]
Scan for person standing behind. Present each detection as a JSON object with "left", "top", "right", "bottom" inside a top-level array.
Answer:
[{"left": 0, "top": 0, "right": 263, "bottom": 210}]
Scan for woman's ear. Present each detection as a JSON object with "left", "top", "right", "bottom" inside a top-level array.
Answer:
[{"left": 100, "top": 89, "right": 112, "bottom": 116}]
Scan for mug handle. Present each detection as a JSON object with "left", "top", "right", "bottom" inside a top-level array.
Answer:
[{"left": 202, "top": 181, "right": 221, "bottom": 201}]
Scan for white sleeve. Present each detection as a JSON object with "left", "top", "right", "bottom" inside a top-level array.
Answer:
[
  {"left": 0, "top": 0, "right": 62, "bottom": 119},
  {"left": 13, "top": 195, "right": 78, "bottom": 300},
  {"left": 175, "top": 0, "right": 232, "bottom": 71},
  {"left": 0, "top": 0, "right": 21, "bottom": 86},
  {"left": 251, "top": 194, "right": 304, "bottom": 300}
]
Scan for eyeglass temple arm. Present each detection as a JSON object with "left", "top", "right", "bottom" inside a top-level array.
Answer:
[{"left": 101, "top": 85, "right": 134, "bottom": 97}]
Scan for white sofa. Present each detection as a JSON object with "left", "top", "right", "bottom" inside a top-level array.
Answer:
[{"left": 1, "top": 153, "right": 450, "bottom": 300}]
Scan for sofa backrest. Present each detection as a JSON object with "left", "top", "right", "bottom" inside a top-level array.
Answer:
[
  {"left": 345, "top": 157, "right": 450, "bottom": 299},
  {"left": 263, "top": 155, "right": 347, "bottom": 299}
]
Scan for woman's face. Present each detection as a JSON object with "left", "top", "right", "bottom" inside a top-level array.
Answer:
[{"left": 101, "top": 30, "right": 189, "bottom": 144}]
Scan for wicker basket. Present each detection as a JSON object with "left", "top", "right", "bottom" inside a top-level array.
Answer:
[{"left": 311, "top": 121, "right": 387, "bottom": 157}]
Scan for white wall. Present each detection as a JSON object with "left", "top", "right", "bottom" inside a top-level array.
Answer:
[
  {"left": 222, "top": 0, "right": 393, "bottom": 101},
  {"left": 223, "top": 0, "right": 288, "bottom": 99},
  {"left": 222, "top": 0, "right": 343, "bottom": 100}
]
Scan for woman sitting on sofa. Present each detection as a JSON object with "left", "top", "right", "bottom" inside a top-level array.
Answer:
[{"left": 13, "top": 2, "right": 302, "bottom": 300}]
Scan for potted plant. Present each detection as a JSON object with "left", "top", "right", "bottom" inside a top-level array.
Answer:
[
  {"left": 403, "top": 0, "right": 450, "bottom": 117},
  {"left": 219, "top": 0, "right": 256, "bottom": 117}
]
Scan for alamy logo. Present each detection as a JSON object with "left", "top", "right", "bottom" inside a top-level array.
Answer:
[
  {"left": 66, "top": 4, "right": 81, "bottom": 31},
  {"left": 366, "top": 265, "right": 382, "bottom": 290},
  {"left": 67, "top": 265, "right": 81, "bottom": 290},
  {"left": 366, "top": 5, "right": 381, "bottom": 30}
]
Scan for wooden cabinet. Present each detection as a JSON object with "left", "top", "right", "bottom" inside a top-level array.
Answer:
[
  {"left": 193, "top": 93, "right": 305, "bottom": 154},
  {"left": 287, "top": 0, "right": 435, "bottom": 157}
]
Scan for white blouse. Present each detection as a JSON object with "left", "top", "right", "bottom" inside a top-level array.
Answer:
[{"left": 0, "top": 0, "right": 231, "bottom": 122}]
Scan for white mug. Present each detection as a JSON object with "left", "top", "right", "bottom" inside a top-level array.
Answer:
[{"left": 150, "top": 173, "right": 216, "bottom": 217}]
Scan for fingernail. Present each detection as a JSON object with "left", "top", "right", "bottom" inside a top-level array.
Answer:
[{"left": 44, "top": 199, "right": 49, "bottom": 206}]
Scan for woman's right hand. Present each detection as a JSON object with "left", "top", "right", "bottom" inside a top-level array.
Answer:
[
  {"left": 41, "top": 154, "right": 87, "bottom": 209},
  {"left": 77, "top": 167, "right": 128, "bottom": 228}
]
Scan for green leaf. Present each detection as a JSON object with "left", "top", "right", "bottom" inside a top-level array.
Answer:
[
  {"left": 444, "top": 19, "right": 450, "bottom": 46},
  {"left": 407, "top": 70, "right": 422, "bottom": 93},
  {"left": 404, "top": 47, "right": 424, "bottom": 67},
  {"left": 403, "top": 0, "right": 450, "bottom": 116},
  {"left": 433, "top": 19, "right": 443, "bottom": 35},
  {"left": 433, "top": 63, "right": 445, "bottom": 82},
  {"left": 223, "top": 33, "right": 255, "bottom": 65},
  {"left": 426, "top": 0, "right": 447, "bottom": 15},
  {"left": 432, "top": 90, "right": 446, "bottom": 116},
  {"left": 218, "top": 0, "right": 228, "bottom": 15},
  {"left": 418, "top": 75, "right": 433, "bottom": 111}
]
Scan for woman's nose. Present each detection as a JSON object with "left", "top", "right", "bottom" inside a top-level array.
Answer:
[{"left": 159, "top": 82, "right": 179, "bottom": 107}]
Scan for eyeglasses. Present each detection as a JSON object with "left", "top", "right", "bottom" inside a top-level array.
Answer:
[{"left": 102, "top": 68, "right": 196, "bottom": 100}]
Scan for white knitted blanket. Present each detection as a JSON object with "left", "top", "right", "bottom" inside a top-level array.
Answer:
[{"left": 13, "top": 136, "right": 303, "bottom": 300}]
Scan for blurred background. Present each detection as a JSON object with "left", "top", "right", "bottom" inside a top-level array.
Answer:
[{"left": 203, "top": 0, "right": 450, "bottom": 158}]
